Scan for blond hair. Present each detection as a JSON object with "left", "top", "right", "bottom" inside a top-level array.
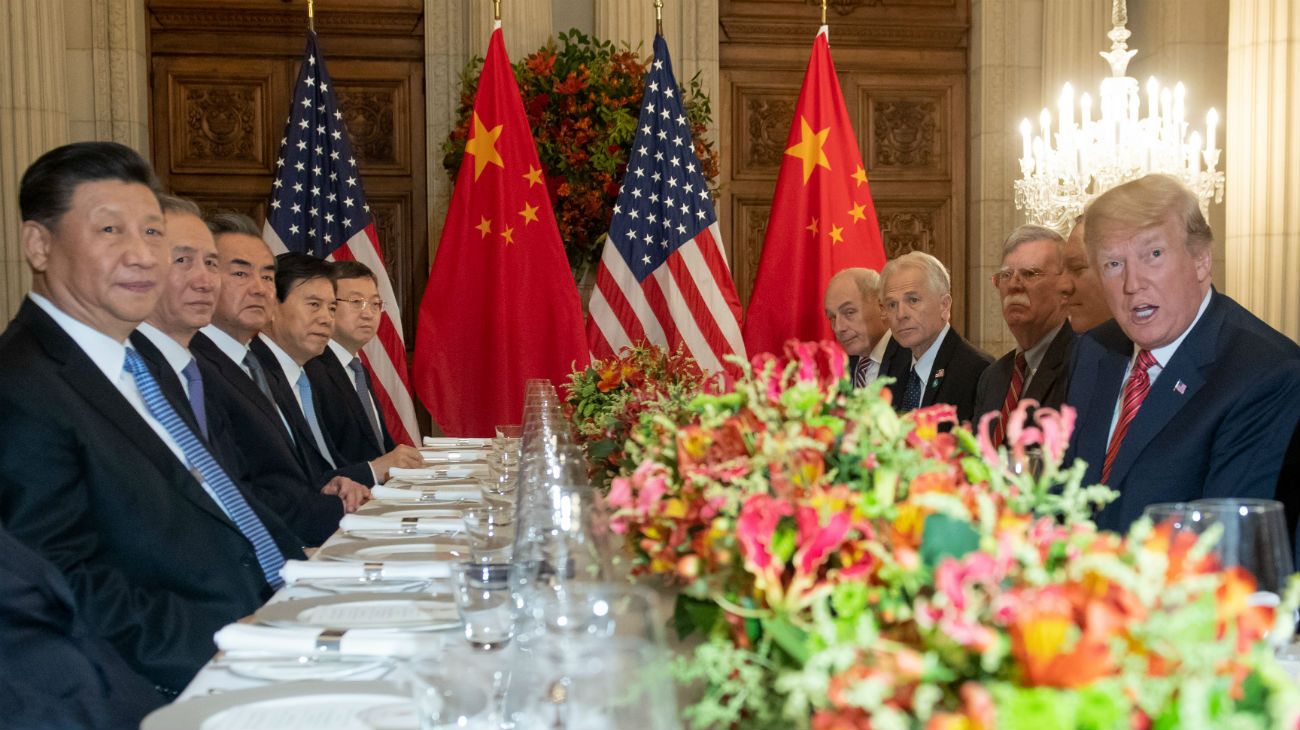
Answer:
[{"left": 1083, "top": 174, "right": 1213, "bottom": 255}]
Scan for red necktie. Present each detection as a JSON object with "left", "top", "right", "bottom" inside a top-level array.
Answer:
[
  {"left": 993, "top": 352, "right": 1027, "bottom": 444},
  {"left": 1101, "top": 349, "right": 1157, "bottom": 484}
]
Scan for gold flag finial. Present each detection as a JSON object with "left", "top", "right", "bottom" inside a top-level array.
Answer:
[
  {"left": 821, "top": 0, "right": 827, "bottom": 25},
  {"left": 307, "top": 0, "right": 315, "bottom": 31},
  {"left": 655, "top": 0, "right": 663, "bottom": 35},
  {"left": 493, "top": 0, "right": 501, "bottom": 21}
]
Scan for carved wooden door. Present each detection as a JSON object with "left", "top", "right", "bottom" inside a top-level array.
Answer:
[
  {"left": 146, "top": 0, "right": 427, "bottom": 341},
  {"left": 719, "top": 0, "right": 970, "bottom": 327}
]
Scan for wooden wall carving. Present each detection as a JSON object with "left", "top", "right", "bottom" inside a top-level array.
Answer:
[
  {"left": 147, "top": 0, "right": 426, "bottom": 343},
  {"left": 719, "top": 0, "right": 968, "bottom": 325}
]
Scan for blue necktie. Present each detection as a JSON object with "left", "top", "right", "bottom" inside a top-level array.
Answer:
[
  {"left": 123, "top": 348, "right": 285, "bottom": 589},
  {"left": 900, "top": 368, "right": 923, "bottom": 412},
  {"left": 182, "top": 358, "right": 208, "bottom": 439},
  {"left": 297, "top": 371, "right": 336, "bottom": 468},
  {"left": 348, "top": 357, "right": 384, "bottom": 446}
]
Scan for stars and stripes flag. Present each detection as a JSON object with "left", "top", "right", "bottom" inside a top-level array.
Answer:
[
  {"left": 263, "top": 31, "right": 420, "bottom": 446},
  {"left": 586, "top": 35, "right": 746, "bottom": 372}
]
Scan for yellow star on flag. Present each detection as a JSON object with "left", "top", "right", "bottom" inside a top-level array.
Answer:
[
  {"left": 806, "top": 217, "right": 819, "bottom": 236},
  {"left": 852, "top": 165, "right": 868, "bottom": 187},
  {"left": 849, "top": 202, "right": 868, "bottom": 223},
  {"left": 785, "top": 116, "right": 832, "bottom": 184},
  {"left": 829, "top": 224, "right": 844, "bottom": 244},
  {"left": 475, "top": 216, "right": 492, "bottom": 238},
  {"left": 522, "top": 165, "right": 543, "bottom": 187},
  {"left": 519, "top": 202, "right": 539, "bottom": 224},
  {"left": 465, "top": 111, "right": 504, "bottom": 181},
  {"left": 500, "top": 225, "right": 515, "bottom": 245}
]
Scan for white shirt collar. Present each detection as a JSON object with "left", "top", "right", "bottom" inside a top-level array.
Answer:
[
  {"left": 28, "top": 293, "right": 127, "bottom": 384},
  {"left": 866, "top": 330, "right": 892, "bottom": 365},
  {"left": 259, "top": 333, "right": 304, "bottom": 386},
  {"left": 1141, "top": 288, "right": 1213, "bottom": 367},
  {"left": 200, "top": 324, "right": 251, "bottom": 366},
  {"left": 326, "top": 339, "right": 355, "bottom": 368},
  {"left": 135, "top": 322, "right": 193, "bottom": 378},
  {"left": 911, "top": 323, "right": 950, "bottom": 385},
  {"left": 1021, "top": 320, "right": 1066, "bottom": 372}
]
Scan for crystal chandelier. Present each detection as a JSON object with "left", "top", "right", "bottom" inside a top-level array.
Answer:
[{"left": 1013, "top": 0, "right": 1225, "bottom": 231}]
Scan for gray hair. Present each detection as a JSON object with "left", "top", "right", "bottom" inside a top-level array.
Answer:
[
  {"left": 157, "top": 193, "right": 202, "bottom": 218},
  {"left": 879, "top": 251, "right": 950, "bottom": 298},
  {"left": 827, "top": 267, "right": 881, "bottom": 301},
  {"left": 1001, "top": 224, "right": 1065, "bottom": 259},
  {"left": 205, "top": 210, "right": 261, "bottom": 238}
]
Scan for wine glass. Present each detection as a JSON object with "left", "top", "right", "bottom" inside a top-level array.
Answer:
[{"left": 1144, "top": 498, "right": 1295, "bottom": 600}]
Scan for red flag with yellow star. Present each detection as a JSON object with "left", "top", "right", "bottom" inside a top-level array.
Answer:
[
  {"left": 741, "top": 26, "right": 886, "bottom": 356},
  {"left": 413, "top": 25, "right": 589, "bottom": 436}
]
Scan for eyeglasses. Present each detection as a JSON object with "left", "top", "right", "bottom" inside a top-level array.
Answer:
[
  {"left": 991, "top": 267, "right": 1057, "bottom": 286},
  {"left": 335, "top": 298, "right": 385, "bottom": 312}
]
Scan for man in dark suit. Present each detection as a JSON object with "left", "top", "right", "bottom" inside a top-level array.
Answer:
[
  {"left": 252, "top": 252, "right": 422, "bottom": 486},
  {"left": 0, "top": 525, "right": 163, "bottom": 730},
  {"left": 1059, "top": 215, "right": 1113, "bottom": 334},
  {"left": 305, "top": 260, "right": 397, "bottom": 464},
  {"left": 192, "top": 212, "right": 369, "bottom": 545},
  {"left": 823, "top": 267, "right": 895, "bottom": 391},
  {"left": 879, "top": 251, "right": 993, "bottom": 423},
  {"left": 974, "top": 225, "right": 1075, "bottom": 439},
  {"left": 0, "top": 142, "right": 304, "bottom": 693},
  {"left": 1064, "top": 174, "right": 1300, "bottom": 533}
]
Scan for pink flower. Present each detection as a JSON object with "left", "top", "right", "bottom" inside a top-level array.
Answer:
[
  {"left": 794, "top": 506, "right": 851, "bottom": 576},
  {"left": 607, "top": 476, "right": 633, "bottom": 510},
  {"left": 785, "top": 340, "right": 822, "bottom": 385},
  {"left": 975, "top": 410, "right": 1001, "bottom": 463},
  {"left": 736, "top": 493, "right": 794, "bottom": 599},
  {"left": 637, "top": 473, "right": 667, "bottom": 513},
  {"left": 1034, "top": 404, "right": 1076, "bottom": 464}
]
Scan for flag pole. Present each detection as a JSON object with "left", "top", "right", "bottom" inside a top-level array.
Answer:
[
  {"left": 821, "top": 0, "right": 827, "bottom": 25},
  {"left": 307, "top": 0, "right": 315, "bottom": 32},
  {"left": 493, "top": 0, "right": 501, "bottom": 21},
  {"left": 655, "top": 0, "right": 663, "bottom": 36}
]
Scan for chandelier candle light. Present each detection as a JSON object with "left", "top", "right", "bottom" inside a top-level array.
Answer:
[{"left": 1014, "top": 0, "right": 1224, "bottom": 231}]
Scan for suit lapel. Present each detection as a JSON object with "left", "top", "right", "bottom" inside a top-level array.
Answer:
[
  {"left": 251, "top": 338, "right": 331, "bottom": 471},
  {"left": 323, "top": 354, "right": 381, "bottom": 454},
  {"left": 923, "top": 328, "right": 959, "bottom": 407},
  {"left": 1077, "top": 335, "right": 1130, "bottom": 486},
  {"left": 1023, "top": 325, "right": 1073, "bottom": 404}
]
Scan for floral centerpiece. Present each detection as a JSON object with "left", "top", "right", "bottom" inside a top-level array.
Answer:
[
  {"left": 602, "top": 340, "right": 1300, "bottom": 729},
  {"left": 443, "top": 30, "right": 721, "bottom": 282},
  {"left": 565, "top": 343, "right": 714, "bottom": 489}
]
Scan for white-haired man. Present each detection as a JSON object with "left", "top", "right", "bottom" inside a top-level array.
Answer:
[{"left": 823, "top": 267, "right": 894, "bottom": 388}]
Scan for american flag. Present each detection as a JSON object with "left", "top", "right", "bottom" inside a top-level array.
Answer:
[
  {"left": 263, "top": 31, "right": 420, "bottom": 446},
  {"left": 586, "top": 35, "right": 745, "bottom": 372}
]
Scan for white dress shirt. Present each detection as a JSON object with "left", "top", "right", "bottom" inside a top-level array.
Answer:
[
  {"left": 858, "top": 331, "right": 892, "bottom": 386},
  {"left": 201, "top": 324, "right": 255, "bottom": 376},
  {"left": 30, "top": 294, "right": 230, "bottom": 517},
  {"left": 1106, "top": 289, "right": 1213, "bottom": 443},
  {"left": 910, "top": 323, "right": 951, "bottom": 388},
  {"left": 136, "top": 322, "right": 195, "bottom": 398}
]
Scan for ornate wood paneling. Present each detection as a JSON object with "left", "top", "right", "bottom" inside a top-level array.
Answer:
[
  {"left": 719, "top": 0, "right": 968, "bottom": 325},
  {"left": 147, "top": 1, "right": 426, "bottom": 342}
]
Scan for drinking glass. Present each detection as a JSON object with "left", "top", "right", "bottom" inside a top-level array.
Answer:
[
  {"left": 1144, "top": 498, "right": 1295, "bottom": 598},
  {"left": 464, "top": 505, "right": 516, "bottom": 563},
  {"left": 407, "top": 654, "right": 492, "bottom": 729},
  {"left": 496, "top": 423, "right": 523, "bottom": 440},
  {"left": 451, "top": 562, "right": 518, "bottom": 651}
]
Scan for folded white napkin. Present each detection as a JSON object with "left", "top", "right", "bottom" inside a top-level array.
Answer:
[
  {"left": 279, "top": 560, "right": 449, "bottom": 583},
  {"left": 389, "top": 466, "right": 485, "bottom": 480},
  {"left": 339, "top": 514, "right": 461, "bottom": 534},
  {"left": 423, "top": 437, "right": 491, "bottom": 449},
  {"left": 371, "top": 484, "right": 482, "bottom": 502},
  {"left": 215, "top": 623, "right": 445, "bottom": 658},
  {"left": 420, "top": 449, "right": 488, "bottom": 463}
]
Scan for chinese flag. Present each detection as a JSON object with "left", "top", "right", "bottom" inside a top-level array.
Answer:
[
  {"left": 742, "top": 27, "right": 886, "bottom": 357},
  {"left": 413, "top": 26, "right": 589, "bottom": 436}
]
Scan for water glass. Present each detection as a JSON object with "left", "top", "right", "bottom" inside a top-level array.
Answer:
[
  {"left": 407, "top": 654, "right": 492, "bottom": 729},
  {"left": 465, "top": 505, "right": 516, "bottom": 563},
  {"left": 496, "top": 423, "right": 523, "bottom": 440},
  {"left": 1144, "top": 498, "right": 1295, "bottom": 598},
  {"left": 452, "top": 562, "right": 518, "bottom": 651}
]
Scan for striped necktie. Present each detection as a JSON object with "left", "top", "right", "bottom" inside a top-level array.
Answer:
[
  {"left": 993, "top": 351, "right": 1027, "bottom": 444},
  {"left": 123, "top": 348, "right": 285, "bottom": 589},
  {"left": 1101, "top": 349, "right": 1157, "bottom": 484},
  {"left": 852, "top": 356, "right": 872, "bottom": 388}
]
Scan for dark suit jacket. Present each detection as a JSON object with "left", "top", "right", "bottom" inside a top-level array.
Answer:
[
  {"left": 190, "top": 331, "right": 344, "bottom": 547},
  {"left": 249, "top": 337, "right": 374, "bottom": 486},
  {"left": 305, "top": 348, "right": 395, "bottom": 465},
  {"left": 973, "top": 323, "right": 1076, "bottom": 426},
  {"left": 1065, "top": 290, "right": 1300, "bottom": 533},
  {"left": 883, "top": 326, "right": 994, "bottom": 424},
  {"left": 0, "top": 300, "right": 304, "bottom": 692},
  {"left": 0, "top": 526, "right": 164, "bottom": 730}
]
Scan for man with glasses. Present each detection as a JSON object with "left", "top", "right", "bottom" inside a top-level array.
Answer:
[
  {"left": 974, "top": 225, "right": 1075, "bottom": 441},
  {"left": 305, "top": 260, "right": 397, "bottom": 464}
]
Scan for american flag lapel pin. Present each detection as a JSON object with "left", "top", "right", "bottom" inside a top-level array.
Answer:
[
  {"left": 933, "top": 368, "right": 945, "bottom": 387},
  {"left": 1174, "top": 380, "right": 1187, "bottom": 394}
]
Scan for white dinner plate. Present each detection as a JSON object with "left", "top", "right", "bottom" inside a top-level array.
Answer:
[
  {"left": 141, "top": 681, "right": 413, "bottom": 730},
  {"left": 254, "top": 592, "right": 458, "bottom": 630},
  {"left": 316, "top": 537, "right": 464, "bottom": 563}
]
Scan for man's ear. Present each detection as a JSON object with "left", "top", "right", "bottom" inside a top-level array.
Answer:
[{"left": 21, "top": 220, "right": 52, "bottom": 273}]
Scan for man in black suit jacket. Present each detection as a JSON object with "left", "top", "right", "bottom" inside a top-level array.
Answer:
[
  {"left": 0, "top": 142, "right": 304, "bottom": 692},
  {"left": 823, "top": 267, "right": 895, "bottom": 391},
  {"left": 305, "top": 260, "right": 397, "bottom": 465},
  {"left": 1064, "top": 174, "right": 1300, "bottom": 533},
  {"left": 974, "top": 225, "right": 1075, "bottom": 434},
  {"left": 254, "top": 252, "right": 422, "bottom": 486},
  {"left": 879, "top": 251, "right": 993, "bottom": 423},
  {"left": 192, "top": 212, "right": 369, "bottom": 545},
  {"left": 0, "top": 526, "right": 163, "bottom": 729}
]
